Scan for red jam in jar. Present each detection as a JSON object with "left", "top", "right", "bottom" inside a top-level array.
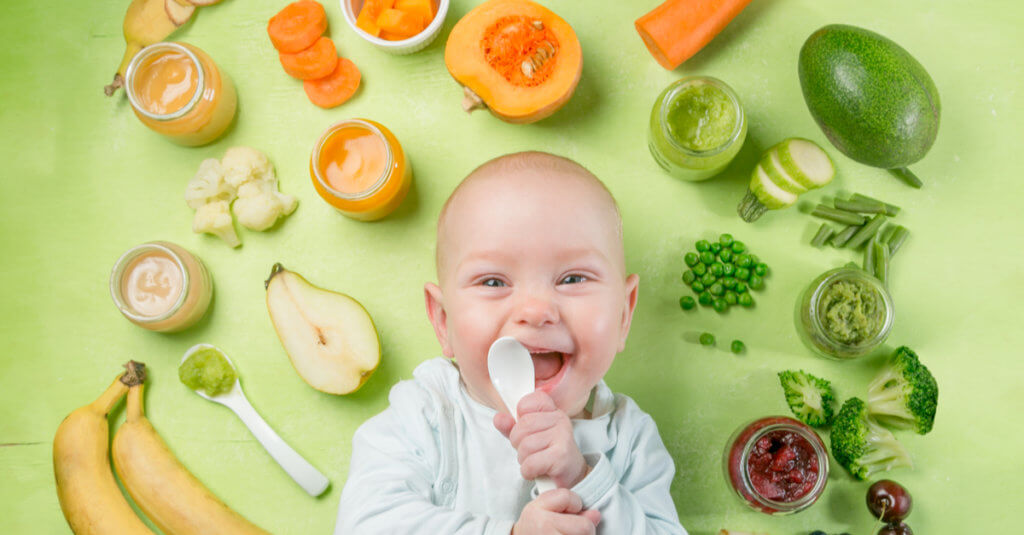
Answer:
[{"left": 723, "top": 416, "right": 828, "bottom": 514}]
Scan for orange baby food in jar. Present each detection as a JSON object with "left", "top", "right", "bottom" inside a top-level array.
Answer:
[
  {"left": 125, "top": 42, "right": 237, "bottom": 146},
  {"left": 110, "top": 241, "right": 213, "bottom": 332},
  {"left": 310, "top": 119, "right": 412, "bottom": 221}
]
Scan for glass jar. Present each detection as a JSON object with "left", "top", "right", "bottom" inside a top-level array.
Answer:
[
  {"left": 648, "top": 76, "right": 747, "bottom": 181},
  {"left": 798, "top": 266, "right": 894, "bottom": 360},
  {"left": 125, "top": 42, "right": 237, "bottom": 146},
  {"left": 310, "top": 119, "right": 412, "bottom": 221},
  {"left": 723, "top": 416, "right": 829, "bottom": 515},
  {"left": 110, "top": 241, "right": 213, "bottom": 332}
]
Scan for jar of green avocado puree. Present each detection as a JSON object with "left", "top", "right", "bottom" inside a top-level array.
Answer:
[
  {"left": 797, "top": 267, "right": 894, "bottom": 360},
  {"left": 648, "top": 76, "right": 747, "bottom": 181}
]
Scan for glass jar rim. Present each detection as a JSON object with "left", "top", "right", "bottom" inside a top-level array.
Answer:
[
  {"left": 658, "top": 76, "right": 745, "bottom": 158},
  {"left": 807, "top": 267, "right": 895, "bottom": 353},
  {"left": 310, "top": 119, "right": 394, "bottom": 201},
  {"left": 125, "top": 42, "right": 205, "bottom": 122},
  {"left": 109, "top": 242, "right": 190, "bottom": 324},
  {"left": 737, "top": 419, "right": 829, "bottom": 512}
]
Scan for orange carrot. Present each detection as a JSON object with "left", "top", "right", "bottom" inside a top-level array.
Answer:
[
  {"left": 304, "top": 57, "right": 361, "bottom": 108},
  {"left": 268, "top": 0, "right": 328, "bottom": 53},
  {"left": 279, "top": 36, "right": 339, "bottom": 80},
  {"left": 395, "top": 0, "right": 435, "bottom": 27},
  {"left": 376, "top": 8, "right": 423, "bottom": 39},
  {"left": 635, "top": 0, "right": 752, "bottom": 70},
  {"left": 356, "top": 0, "right": 396, "bottom": 37}
]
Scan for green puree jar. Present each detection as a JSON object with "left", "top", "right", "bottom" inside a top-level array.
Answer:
[
  {"left": 797, "top": 267, "right": 895, "bottom": 360},
  {"left": 649, "top": 76, "right": 747, "bottom": 181}
]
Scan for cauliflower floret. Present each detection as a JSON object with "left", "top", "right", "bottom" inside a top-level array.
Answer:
[
  {"left": 221, "top": 146, "right": 273, "bottom": 188},
  {"left": 233, "top": 179, "right": 298, "bottom": 231},
  {"left": 185, "top": 158, "right": 235, "bottom": 209},
  {"left": 192, "top": 200, "right": 241, "bottom": 247}
]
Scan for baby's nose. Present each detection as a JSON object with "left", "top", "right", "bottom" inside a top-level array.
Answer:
[{"left": 513, "top": 293, "right": 559, "bottom": 326}]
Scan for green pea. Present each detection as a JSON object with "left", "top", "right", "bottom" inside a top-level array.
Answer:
[
  {"left": 691, "top": 281, "right": 705, "bottom": 293},
  {"left": 724, "top": 291, "right": 738, "bottom": 305},
  {"left": 749, "top": 254, "right": 761, "bottom": 265},
  {"left": 699, "top": 332, "right": 715, "bottom": 346},
  {"left": 712, "top": 298, "right": 728, "bottom": 312},
  {"left": 709, "top": 263, "right": 724, "bottom": 277},
  {"left": 719, "top": 233, "right": 734, "bottom": 246},
  {"left": 701, "top": 272, "right": 716, "bottom": 286},
  {"left": 754, "top": 263, "right": 768, "bottom": 276},
  {"left": 709, "top": 283, "right": 725, "bottom": 296},
  {"left": 679, "top": 296, "right": 696, "bottom": 310},
  {"left": 731, "top": 241, "right": 746, "bottom": 253},
  {"left": 731, "top": 340, "right": 746, "bottom": 354},
  {"left": 749, "top": 275, "right": 764, "bottom": 290},
  {"left": 718, "top": 249, "right": 733, "bottom": 262},
  {"left": 735, "top": 281, "right": 748, "bottom": 293},
  {"left": 710, "top": 242, "right": 723, "bottom": 254},
  {"left": 698, "top": 291, "right": 713, "bottom": 305},
  {"left": 736, "top": 254, "right": 752, "bottom": 268},
  {"left": 692, "top": 263, "right": 707, "bottom": 276},
  {"left": 739, "top": 293, "right": 754, "bottom": 307},
  {"left": 684, "top": 252, "right": 699, "bottom": 267},
  {"left": 682, "top": 270, "right": 696, "bottom": 285},
  {"left": 736, "top": 268, "right": 750, "bottom": 280},
  {"left": 722, "top": 263, "right": 736, "bottom": 277},
  {"left": 699, "top": 251, "right": 715, "bottom": 265},
  {"left": 695, "top": 240, "right": 711, "bottom": 252},
  {"left": 722, "top": 277, "right": 737, "bottom": 289}
]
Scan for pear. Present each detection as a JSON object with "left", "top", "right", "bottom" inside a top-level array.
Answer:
[{"left": 265, "top": 264, "right": 380, "bottom": 394}]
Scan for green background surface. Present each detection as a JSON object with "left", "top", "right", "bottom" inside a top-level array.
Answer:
[{"left": 1, "top": 0, "right": 1021, "bottom": 533}]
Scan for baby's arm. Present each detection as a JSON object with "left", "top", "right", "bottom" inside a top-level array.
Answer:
[{"left": 334, "top": 385, "right": 515, "bottom": 535}]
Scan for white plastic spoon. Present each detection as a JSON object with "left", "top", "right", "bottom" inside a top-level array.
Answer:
[
  {"left": 181, "top": 344, "right": 330, "bottom": 497},
  {"left": 487, "top": 336, "right": 557, "bottom": 493}
]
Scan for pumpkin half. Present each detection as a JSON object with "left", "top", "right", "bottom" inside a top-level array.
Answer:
[{"left": 444, "top": 0, "right": 582, "bottom": 124}]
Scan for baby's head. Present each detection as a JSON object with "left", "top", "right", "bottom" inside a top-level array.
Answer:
[{"left": 424, "top": 151, "right": 639, "bottom": 418}]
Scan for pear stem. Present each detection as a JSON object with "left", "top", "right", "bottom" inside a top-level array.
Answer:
[{"left": 265, "top": 263, "right": 286, "bottom": 289}]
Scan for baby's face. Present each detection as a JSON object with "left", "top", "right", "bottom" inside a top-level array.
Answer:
[{"left": 426, "top": 170, "right": 638, "bottom": 418}]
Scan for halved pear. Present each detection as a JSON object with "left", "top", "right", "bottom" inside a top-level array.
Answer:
[{"left": 265, "top": 263, "right": 380, "bottom": 394}]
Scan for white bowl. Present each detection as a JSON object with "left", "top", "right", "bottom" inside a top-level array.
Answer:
[{"left": 340, "top": 0, "right": 450, "bottom": 55}]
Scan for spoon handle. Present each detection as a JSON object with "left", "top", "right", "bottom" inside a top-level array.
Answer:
[
  {"left": 227, "top": 395, "right": 330, "bottom": 497},
  {"left": 535, "top": 476, "right": 556, "bottom": 494}
]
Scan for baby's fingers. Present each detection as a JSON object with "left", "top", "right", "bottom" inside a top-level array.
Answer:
[
  {"left": 536, "top": 488, "right": 584, "bottom": 514},
  {"left": 493, "top": 412, "right": 515, "bottom": 438},
  {"left": 552, "top": 513, "right": 597, "bottom": 535}
]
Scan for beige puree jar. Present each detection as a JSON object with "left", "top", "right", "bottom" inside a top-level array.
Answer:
[{"left": 109, "top": 241, "right": 213, "bottom": 332}]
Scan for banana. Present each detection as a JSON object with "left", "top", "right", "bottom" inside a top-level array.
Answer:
[
  {"left": 104, "top": 0, "right": 193, "bottom": 96},
  {"left": 53, "top": 362, "right": 155, "bottom": 535},
  {"left": 112, "top": 368, "right": 272, "bottom": 535}
]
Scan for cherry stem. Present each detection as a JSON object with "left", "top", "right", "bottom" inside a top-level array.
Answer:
[{"left": 870, "top": 502, "right": 887, "bottom": 534}]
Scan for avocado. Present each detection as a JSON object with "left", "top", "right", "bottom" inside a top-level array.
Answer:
[{"left": 798, "top": 24, "right": 940, "bottom": 170}]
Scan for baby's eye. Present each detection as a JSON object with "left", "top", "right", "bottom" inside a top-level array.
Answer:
[
  {"left": 482, "top": 278, "right": 507, "bottom": 288},
  {"left": 560, "top": 274, "right": 587, "bottom": 285}
]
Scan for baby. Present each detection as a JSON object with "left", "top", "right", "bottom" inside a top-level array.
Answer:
[{"left": 335, "top": 152, "right": 686, "bottom": 535}]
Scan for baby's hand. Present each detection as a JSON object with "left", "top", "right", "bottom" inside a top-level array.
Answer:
[
  {"left": 494, "top": 391, "right": 589, "bottom": 489},
  {"left": 512, "top": 489, "right": 600, "bottom": 535}
]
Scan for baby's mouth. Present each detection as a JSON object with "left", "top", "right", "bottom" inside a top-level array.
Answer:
[{"left": 531, "top": 351, "right": 567, "bottom": 389}]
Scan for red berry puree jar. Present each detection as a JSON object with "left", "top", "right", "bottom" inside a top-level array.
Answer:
[{"left": 722, "top": 416, "right": 828, "bottom": 514}]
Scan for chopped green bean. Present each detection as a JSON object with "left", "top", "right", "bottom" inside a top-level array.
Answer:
[
  {"left": 891, "top": 167, "right": 924, "bottom": 189},
  {"left": 699, "top": 332, "right": 716, "bottom": 346},
  {"left": 830, "top": 224, "right": 860, "bottom": 247},
  {"left": 834, "top": 198, "right": 887, "bottom": 214},
  {"left": 879, "top": 223, "right": 897, "bottom": 244},
  {"left": 888, "top": 225, "right": 910, "bottom": 257},
  {"left": 846, "top": 214, "right": 888, "bottom": 249},
  {"left": 851, "top": 193, "right": 901, "bottom": 216},
  {"left": 730, "top": 340, "right": 745, "bottom": 354},
  {"left": 873, "top": 238, "right": 890, "bottom": 286},
  {"left": 863, "top": 235, "right": 877, "bottom": 274},
  {"left": 811, "top": 223, "right": 835, "bottom": 248},
  {"left": 812, "top": 204, "right": 868, "bottom": 226},
  {"left": 679, "top": 296, "right": 696, "bottom": 310}
]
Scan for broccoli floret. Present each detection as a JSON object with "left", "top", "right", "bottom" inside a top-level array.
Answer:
[
  {"left": 830, "top": 397, "right": 913, "bottom": 480},
  {"left": 777, "top": 370, "right": 836, "bottom": 427},
  {"left": 866, "top": 346, "right": 938, "bottom": 434}
]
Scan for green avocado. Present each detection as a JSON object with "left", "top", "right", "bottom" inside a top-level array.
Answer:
[{"left": 798, "top": 24, "right": 940, "bottom": 169}]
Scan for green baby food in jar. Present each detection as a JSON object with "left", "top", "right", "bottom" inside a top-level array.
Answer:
[
  {"left": 797, "top": 267, "right": 894, "bottom": 360},
  {"left": 649, "top": 76, "right": 747, "bottom": 181},
  {"left": 179, "top": 346, "right": 237, "bottom": 396}
]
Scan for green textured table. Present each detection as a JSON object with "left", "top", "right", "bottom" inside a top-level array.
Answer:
[{"left": 2, "top": 0, "right": 1021, "bottom": 533}]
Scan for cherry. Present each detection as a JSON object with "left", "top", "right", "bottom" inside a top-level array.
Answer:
[
  {"left": 878, "top": 522, "right": 913, "bottom": 535},
  {"left": 866, "top": 479, "right": 912, "bottom": 522}
]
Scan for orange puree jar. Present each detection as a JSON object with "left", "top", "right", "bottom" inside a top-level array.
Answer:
[
  {"left": 310, "top": 119, "right": 412, "bottom": 221},
  {"left": 125, "top": 42, "right": 237, "bottom": 147}
]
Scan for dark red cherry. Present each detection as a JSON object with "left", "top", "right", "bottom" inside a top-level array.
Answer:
[
  {"left": 878, "top": 522, "right": 913, "bottom": 535},
  {"left": 867, "top": 479, "right": 912, "bottom": 522}
]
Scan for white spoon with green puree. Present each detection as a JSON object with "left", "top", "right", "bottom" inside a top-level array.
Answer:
[
  {"left": 487, "top": 336, "right": 557, "bottom": 493},
  {"left": 179, "top": 343, "right": 330, "bottom": 497}
]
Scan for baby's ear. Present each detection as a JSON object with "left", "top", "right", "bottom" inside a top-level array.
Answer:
[
  {"left": 618, "top": 274, "right": 640, "bottom": 352},
  {"left": 424, "top": 283, "right": 454, "bottom": 358}
]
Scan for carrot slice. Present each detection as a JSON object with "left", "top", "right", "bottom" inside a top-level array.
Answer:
[
  {"left": 395, "top": 0, "right": 434, "bottom": 27},
  {"left": 268, "top": 0, "right": 328, "bottom": 53},
  {"left": 304, "top": 57, "right": 361, "bottom": 108},
  {"left": 279, "top": 36, "right": 339, "bottom": 80},
  {"left": 635, "top": 0, "right": 752, "bottom": 70},
  {"left": 377, "top": 8, "right": 423, "bottom": 39},
  {"left": 356, "top": 0, "right": 395, "bottom": 37}
]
